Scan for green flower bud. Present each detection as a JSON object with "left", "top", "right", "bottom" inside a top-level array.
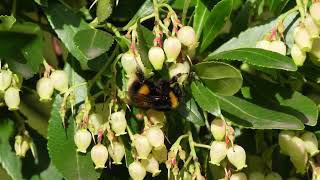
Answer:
[
  {"left": 0, "top": 70, "right": 12, "bottom": 91},
  {"left": 210, "top": 118, "right": 226, "bottom": 141},
  {"left": 291, "top": 44, "right": 306, "bottom": 66},
  {"left": 209, "top": 141, "right": 227, "bottom": 166},
  {"left": 264, "top": 172, "right": 283, "bottom": 180},
  {"left": 230, "top": 172, "right": 247, "bottom": 180},
  {"left": 110, "top": 111, "right": 127, "bottom": 136},
  {"left": 148, "top": 47, "right": 165, "bottom": 70},
  {"left": 269, "top": 40, "right": 286, "bottom": 55},
  {"left": 304, "top": 14, "right": 320, "bottom": 38},
  {"left": 74, "top": 129, "right": 92, "bottom": 153},
  {"left": 177, "top": 26, "right": 197, "bottom": 47},
  {"left": 294, "top": 26, "right": 313, "bottom": 52},
  {"left": 36, "top": 77, "right": 54, "bottom": 101},
  {"left": 145, "top": 126, "right": 164, "bottom": 149},
  {"left": 108, "top": 141, "right": 125, "bottom": 164},
  {"left": 50, "top": 70, "right": 69, "bottom": 93},
  {"left": 129, "top": 161, "right": 146, "bottom": 180},
  {"left": 310, "top": 2, "right": 320, "bottom": 25},
  {"left": 169, "top": 61, "right": 190, "bottom": 84},
  {"left": 4, "top": 87, "right": 20, "bottom": 110},
  {"left": 311, "top": 38, "right": 320, "bottom": 58},
  {"left": 288, "top": 137, "right": 308, "bottom": 173},
  {"left": 141, "top": 155, "right": 161, "bottom": 177},
  {"left": 278, "top": 130, "right": 295, "bottom": 155},
  {"left": 227, "top": 145, "right": 247, "bottom": 171},
  {"left": 301, "top": 131, "right": 319, "bottom": 156},
  {"left": 91, "top": 143, "right": 108, "bottom": 169},
  {"left": 163, "top": 37, "right": 181, "bottom": 63},
  {"left": 14, "top": 135, "right": 30, "bottom": 157},
  {"left": 248, "top": 171, "right": 265, "bottom": 180},
  {"left": 152, "top": 144, "right": 167, "bottom": 163},
  {"left": 134, "top": 134, "right": 152, "bottom": 159}
]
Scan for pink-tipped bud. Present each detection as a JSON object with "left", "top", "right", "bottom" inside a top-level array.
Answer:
[
  {"left": 291, "top": 44, "right": 306, "bottom": 66},
  {"left": 177, "top": 26, "right": 197, "bottom": 47},
  {"left": 301, "top": 131, "right": 319, "bottom": 156},
  {"left": 134, "top": 134, "right": 152, "bottom": 159},
  {"left": 36, "top": 77, "right": 54, "bottom": 101},
  {"left": 74, "top": 129, "right": 92, "bottom": 153},
  {"left": 129, "top": 161, "right": 146, "bottom": 180},
  {"left": 141, "top": 155, "right": 161, "bottom": 177},
  {"left": 310, "top": 2, "right": 320, "bottom": 25},
  {"left": 145, "top": 126, "right": 164, "bottom": 149},
  {"left": 50, "top": 70, "right": 69, "bottom": 93},
  {"left": 264, "top": 172, "right": 283, "bottom": 180},
  {"left": 110, "top": 111, "right": 127, "bottom": 136},
  {"left": 91, "top": 143, "right": 108, "bottom": 169},
  {"left": 269, "top": 40, "right": 286, "bottom": 55},
  {"left": 227, "top": 145, "right": 247, "bottom": 171},
  {"left": 278, "top": 130, "right": 295, "bottom": 155},
  {"left": 0, "top": 70, "right": 12, "bottom": 91},
  {"left": 209, "top": 141, "right": 227, "bottom": 166},
  {"left": 210, "top": 118, "right": 226, "bottom": 141},
  {"left": 148, "top": 47, "right": 165, "bottom": 70},
  {"left": 4, "top": 87, "right": 20, "bottom": 110},
  {"left": 294, "top": 26, "right": 313, "bottom": 52},
  {"left": 230, "top": 172, "right": 247, "bottom": 180},
  {"left": 304, "top": 14, "right": 320, "bottom": 38},
  {"left": 108, "top": 141, "right": 125, "bottom": 164},
  {"left": 163, "top": 37, "right": 181, "bottom": 63}
]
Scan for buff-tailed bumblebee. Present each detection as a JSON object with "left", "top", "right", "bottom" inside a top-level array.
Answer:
[{"left": 128, "top": 69, "right": 182, "bottom": 111}]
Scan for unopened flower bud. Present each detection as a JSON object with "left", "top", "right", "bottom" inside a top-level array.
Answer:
[
  {"left": 177, "top": 26, "right": 197, "bottom": 47},
  {"left": 304, "top": 14, "right": 320, "bottom": 38},
  {"left": 152, "top": 144, "right": 167, "bottom": 163},
  {"left": 230, "top": 172, "right": 247, "bottom": 180},
  {"left": 269, "top": 40, "right": 286, "bottom": 55},
  {"left": 50, "top": 70, "right": 68, "bottom": 93},
  {"left": 141, "top": 155, "right": 161, "bottom": 177},
  {"left": 264, "top": 172, "right": 283, "bottom": 180},
  {"left": 163, "top": 37, "right": 181, "bottom": 63},
  {"left": 278, "top": 130, "right": 295, "bottom": 155},
  {"left": 311, "top": 38, "right": 320, "bottom": 58},
  {"left": 248, "top": 171, "right": 265, "bottom": 180},
  {"left": 294, "top": 26, "right": 313, "bottom": 52},
  {"left": 210, "top": 118, "right": 226, "bottom": 141},
  {"left": 89, "top": 113, "right": 104, "bottom": 135},
  {"left": 0, "top": 70, "right": 12, "bottom": 91},
  {"left": 14, "top": 135, "right": 30, "bottom": 157},
  {"left": 134, "top": 134, "right": 152, "bottom": 159},
  {"left": 169, "top": 61, "right": 190, "bottom": 84},
  {"left": 145, "top": 126, "right": 164, "bottom": 149},
  {"left": 36, "top": 77, "right": 54, "bottom": 101},
  {"left": 146, "top": 109, "right": 166, "bottom": 127},
  {"left": 301, "top": 131, "right": 319, "bottom": 156},
  {"left": 291, "top": 44, "right": 306, "bottom": 66},
  {"left": 91, "top": 143, "right": 108, "bottom": 169},
  {"left": 288, "top": 136, "right": 306, "bottom": 159},
  {"left": 110, "top": 111, "right": 127, "bottom": 136},
  {"left": 310, "top": 2, "right": 320, "bottom": 25},
  {"left": 290, "top": 153, "right": 308, "bottom": 174},
  {"left": 108, "top": 141, "right": 125, "bottom": 164},
  {"left": 4, "top": 87, "right": 20, "bottom": 110},
  {"left": 148, "top": 46, "right": 165, "bottom": 70},
  {"left": 74, "top": 129, "right": 92, "bottom": 153},
  {"left": 227, "top": 145, "right": 247, "bottom": 170},
  {"left": 121, "top": 51, "right": 145, "bottom": 76},
  {"left": 183, "top": 171, "right": 192, "bottom": 180},
  {"left": 129, "top": 161, "right": 146, "bottom": 180},
  {"left": 209, "top": 141, "right": 227, "bottom": 166},
  {"left": 256, "top": 40, "right": 271, "bottom": 50}
]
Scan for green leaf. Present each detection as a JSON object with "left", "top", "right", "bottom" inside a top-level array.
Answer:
[
  {"left": 216, "top": 95, "right": 304, "bottom": 129},
  {"left": 123, "top": 0, "right": 153, "bottom": 30},
  {"left": 212, "top": 12, "right": 298, "bottom": 55},
  {"left": 207, "top": 48, "right": 297, "bottom": 71},
  {"left": 0, "top": 15, "right": 16, "bottom": 30},
  {"left": 193, "top": 0, "right": 210, "bottom": 39},
  {"left": 136, "top": 24, "right": 154, "bottom": 70},
  {"left": 0, "top": 119, "right": 24, "bottom": 180},
  {"left": 191, "top": 81, "right": 221, "bottom": 116},
  {"left": 47, "top": 96, "right": 100, "bottom": 180},
  {"left": 73, "top": 29, "right": 114, "bottom": 60},
  {"left": 97, "top": 0, "right": 113, "bottom": 23},
  {"left": 44, "top": 1, "right": 91, "bottom": 64},
  {"left": 194, "top": 61, "right": 243, "bottom": 96},
  {"left": 177, "top": 98, "right": 205, "bottom": 126},
  {"left": 200, "top": 0, "right": 233, "bottom": 53}
]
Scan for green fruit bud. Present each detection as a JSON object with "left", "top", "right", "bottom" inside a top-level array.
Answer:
[
  {"left": 290, "top": 153, "right": 308, "bottom": 174},
  {"left": 141, "top": 155, "right": 161, "bottom": 177},
  {"left": 278, "top": 130, "right": 295, "bottom": 155},
  {"left": 36, "top": 77, "right": 54, "bottom": 101},
  {"left": 264, "top": 172, "right": 283, "bottom": 180},
  {"left": 269, "top": 40, "right": 286, "bottom": 55},
  {"left": 230, "top": 172, "right": 247, "bottom": 180},
  {"left": 0, "top": 70, "right": 12, "bottom": 91},
  {"left": 14, "top": 135, "right": 30, "bottom": 157},
  {"left": 91, "top": 143, "right": 108, "bottom": 169},
  {"left": 311, "top": 38, "right": 320, "bottom": 58},
  {"left": 304, "top": 14, "right": 320, "bottom": 38},
  {"left": 134, "top": 134, "right": 152, "bottom": 159},
  {"left": 152, "top": 144, "right": 167, "bottom": 163},
  {"left": 163, "top": 37, "right": 181, "bottom": 63},
  {"left": 148, "top": 47, "right": 165, "bottom": 70},
  {"left": 248, "top": 171, "right": 265, "bottom": 180},
  {"left": 146, "top": 109, "right": 166, "bottom": 127},
  {"left": 169, "top": 61, "right": 190, "bottom": 84},
  {"left": 129, "top": 161, "right": 146, "bottom": 180},
  {"left": 50, "top": 70, "right": 69, "bottom": 93},
  {"left": 291, "top": 44, "right": 306, "bottom": 66},
  {"left": 4, "top": 87, "right": 20, "bottom": 110},
  {"left": 108, "top": 141, "right": 125, "bottom": 164},
  {"left": 294, "top": 26, "right": 313, "bottom": 52},
  {"left": 210, "top": 118, "right": 226, "bottom": 141},
  {"left": 301, "top": 131, "right": 319, "bottom": 156},
  {"left": 89, "top": 113, "right": 104, "bottom": 135},
  {"left": 288, "top": 136, "right": 306, "bottom": 159},
  {"left": 209, "top": 141, "right": 227, "bottom": 166},
  {"left": 177, "top": 26, "right": 197, "bottom": 47},
  {"left": 256, "top": 40, "right": 271, "bottom": 50},
  {"left": 110, "top": 111, "right": 127, "bottom": 136},
  {"left": 145, "top": 126, "right": 164, "bottom": 149},
  {"left": 74, "top": 129, "right": 92, "bottom": 153},
  {"left": 227, "top": 145, "right": 247, "bottom": 170},
  {"left": 310, "top": 2, "right": 320, "bottom": 25}
]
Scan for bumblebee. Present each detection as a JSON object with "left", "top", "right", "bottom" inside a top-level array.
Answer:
[{"left": 128, "top": 69, "right": 182, "bottom": 111}]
